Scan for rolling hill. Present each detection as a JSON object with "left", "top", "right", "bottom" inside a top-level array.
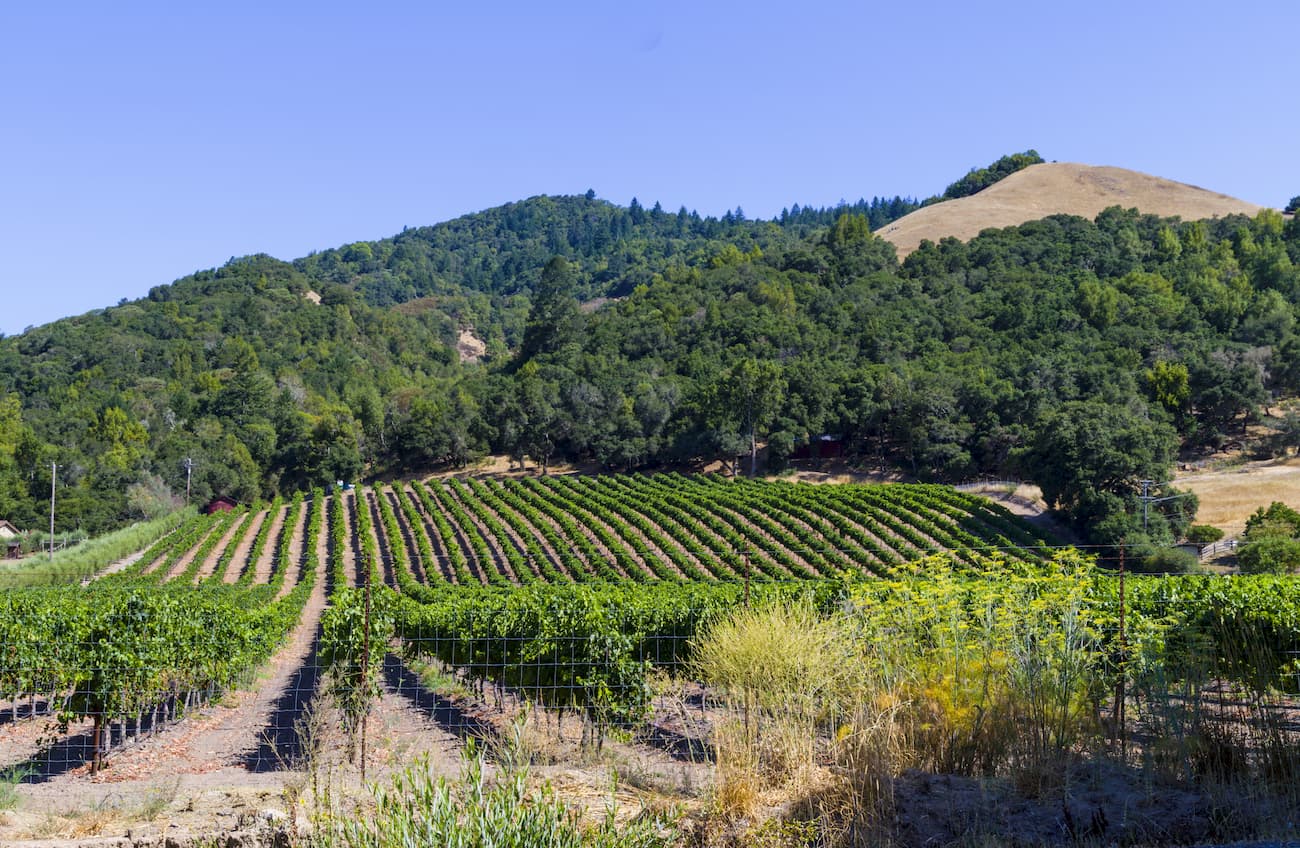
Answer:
[
  {"left": 2, "top": 153, "right": 1297, "bottom": 551},
  {"left": 876, "top": 162, "right": 1268, "bottom": 257}
]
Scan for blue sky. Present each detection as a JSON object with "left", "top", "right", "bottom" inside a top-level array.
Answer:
[{"left": 3, "top": 1, "right": 1297, "bottom": 335}]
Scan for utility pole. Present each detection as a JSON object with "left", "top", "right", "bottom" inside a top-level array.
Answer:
[
  {"left": 48, "top": 462, "right": 59, "bottom": 561},
  {"left": 183, "top": 457, "right": 194, "bottom": 505},
  {"left": 1137, "top": 479, "right": 1193, "bottom": 534}
]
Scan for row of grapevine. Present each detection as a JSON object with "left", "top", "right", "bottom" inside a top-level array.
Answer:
[
  {"left": 0, "top": 494, "right": 323, "bottom": 739},
  {"left": 410, "top": 481, "right": 476, "bottom": 584},
  {"left": 0, "top": 571, "right": 317, "bottom": 771},
  {"left": 317, "top": 557, "right": 1300, "bottom": 753},
  {"left": 355, "top": 476, "right": 1049, "bottom": 587}
]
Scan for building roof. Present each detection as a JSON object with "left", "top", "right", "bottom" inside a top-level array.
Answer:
[
  {"left": 204, "top": 496, "right": 240, "bottom": 514},
  {"left": 0, "top": 520, "right": 21, "bottom": 538}
]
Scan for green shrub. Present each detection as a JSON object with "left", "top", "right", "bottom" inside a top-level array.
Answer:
[
  {"left": 0, "top": 765, "right": 30, "bottom": 811},
  {"left": 1138, "top": 547, "right": 1201, "bottom": 574},
  {"left": 1237, "top": 536, "right": 1300, "bottom": 574},
  {"left": 324, "top": 749, "right": 676, "bottom": 848},
  {"left": 1244, "top": 502, "right": 1300, "bottom": 537},
  {"left": 1185, "top": 524, "right": 1225, "bottom": 544}
]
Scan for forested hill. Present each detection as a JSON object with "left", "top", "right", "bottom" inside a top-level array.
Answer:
[{"left": 2, "top": 167, "right": 1299, "bottom": 553}]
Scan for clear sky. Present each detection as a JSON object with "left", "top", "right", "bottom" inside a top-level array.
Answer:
[{"left": 3, "top": 1, "right": 1297, "bottom": 336}]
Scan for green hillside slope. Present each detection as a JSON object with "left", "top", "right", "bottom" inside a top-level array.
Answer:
[{"left": 1, "top": 164, "right": 1298, "bottom": 548}]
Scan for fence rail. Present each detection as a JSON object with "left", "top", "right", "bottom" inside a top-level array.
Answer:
[
  {"left": 953, "top": 478, "right": 1025, "bottom": 492},
  {"left": 1199, "top": 538, "right": 1239, "bottom": 561}
]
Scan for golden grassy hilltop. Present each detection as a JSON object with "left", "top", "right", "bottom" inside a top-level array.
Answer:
[{"left": 877, "top": 162, "right": 1268, "bottom": 257}]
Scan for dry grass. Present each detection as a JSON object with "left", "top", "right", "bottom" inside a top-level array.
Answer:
[
  {"left": 877, "top": 162, "right": 1267, "bottom": 257},
  {"left": 1176, "top": 458, "right": 1300, "bottom": 532},
  {"left": 690, "top": 601, "right": 859, "bottom": 824}
]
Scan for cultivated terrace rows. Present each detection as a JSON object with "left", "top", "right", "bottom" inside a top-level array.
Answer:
[{"left": 0, "top": 475, "right": 1049, "bottom": 779}]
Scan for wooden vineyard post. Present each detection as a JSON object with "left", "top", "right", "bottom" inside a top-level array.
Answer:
[{"left": 91, "top": 714, "right": 103, "bottom": 775}]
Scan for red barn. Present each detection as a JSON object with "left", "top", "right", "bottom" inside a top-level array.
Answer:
[
  {"left": 204, "top": 496, "right": 239, "bottom": 514},
  {"left": 791, "top": 434, "right": 845, "bottom": 461}
]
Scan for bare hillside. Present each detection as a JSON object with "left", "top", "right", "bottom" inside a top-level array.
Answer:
[{"left": 878, "top": 162, "right": 1267, "bottom": 257}]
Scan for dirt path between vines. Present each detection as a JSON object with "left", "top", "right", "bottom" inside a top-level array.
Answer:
[
  {"left": 470, "top": 484, "right": 560, "bottom": 581},
  {"left": 161, "top": 522, "right": 221, "bottom": 582},
  {"left": 276, "top": 501, "right": 311, "bottom": 600},
  {"left": 440, "top": 482, "right": 519, "bottom": 583},
  {"left": 383, "top": 488, "right": 428, "bottom": 584},
  {"left": 250, "top": 503, "right": 290, "bottom": 585},
  {"left": 341, "top": 490, "right": 359, "bottom": 588},
  {"left": 359, "top": 489, "right": 398, "bottom": 588},
  {"left": 487, "top": 481, "right": 588, "bottom": 577},
  {"left": 193, "top": 512, "right": 249, "bottom": 583},
  {"left": 1, "top": 493, "right": 470, "bottom": 844},
  {"left": 531, "top": 482, "right": 654, "bottom": 579},
  {"left": 82, "top": 549, "right": 147, "bottom": 584},
  {"left": 222, "top": 508, "right": 268, "bottom": 583}
]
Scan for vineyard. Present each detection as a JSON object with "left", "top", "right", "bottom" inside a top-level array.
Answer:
[{"left": 1, "top": 474, "right": 1298, "bottom": 845}]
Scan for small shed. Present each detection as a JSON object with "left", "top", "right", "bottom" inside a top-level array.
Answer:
[
  {"left": 792, "top": 434, "right": 845, "bottom": 461},
  {"left": 204, "top": 496, "right": 239, "bottom": 515},
  {"left": 0, "top": 520, "right": 20, "bottom": 539}
]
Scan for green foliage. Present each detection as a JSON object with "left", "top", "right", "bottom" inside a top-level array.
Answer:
[
  {"left": 1237, "top": 536, "right": 1300, "bottom": 574},
  {"left": 377, "top": 580, "right": 837, "bottom": 734},
  {"left": 1185, "top": 524, "right": 1225, "bottom": 544},
  {"left": 518, "top": 256, "right": 580, "bottom": 364},
  {"left": 1237, "top": 503, "right": 1300, "bottom": 575},
  {"left": 1015, "top": 400, "right": 1178, "bottom": 540},
  {"left": 939, "top": 150, "right": 1044, "bottom": 200},
  {"left": 1146, "top": 360, "right": 1191, "bottom": 413},
  {"left": 0, "top": 509, "right": 191, "bottom": 589},
  {"left": 0, "top": 765, "right": 30, "bottom": 812},
  {"left": 3, "top": 183, "right": 1299, "bottom": 548},
  {"left": 1285, "top": 196, "right": 1300, "bottom": 215},
  {"left": 0, "top": 578, "right": 313, "bottom": 726},
  {"left": 1137, "top": 546, "right": 1200, "bottom": 574},
  {"left": 320, "top": 585, "right": 392, "bottom": 750},
  {"left": 1244, "top": 501, "right": 1300, "bottom": 537},
  {"left": 325, "top": 749, "right": 677, "bottom": 848},
  {"left": 849, "top": 554, "right": 1110, "bottom": 774}
]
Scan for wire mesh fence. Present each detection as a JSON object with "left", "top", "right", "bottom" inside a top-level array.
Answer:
[{"left": 3, "top": 577, "right": 1298, "bottom": 789}]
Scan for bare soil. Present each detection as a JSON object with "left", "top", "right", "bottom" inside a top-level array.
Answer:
[
  {"left": 250, "top": 504, "right": 290, "bottom": 585},
  {"left": 161, "top": 524, "right": 218, "bottom": 583},
  {"left": 81, "top": 549, "right": 147, "bottom": 584},
  {"left": 192, "top": 512, "right": 248, "bottom": 583},
  {"left": 222, "top": 510, "right": 267, "bottom": 584},
  {"left": 456, "top": 327, "right": 486, "bottom": 364},
  {"left": 275, "top": 502, "right": 311, "bottom": 600}
]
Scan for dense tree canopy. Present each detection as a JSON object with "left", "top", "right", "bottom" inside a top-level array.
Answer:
[
  {"left": 2, "top": 167, "right": 1298, "bottom": 545},
  {"left": 940, "top": 150, "right": 1045, "bottom": 200}
]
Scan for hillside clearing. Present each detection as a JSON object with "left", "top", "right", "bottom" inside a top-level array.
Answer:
[
  {"left": 877, "top": 162, "right": 1267, "bottom": 257},
  {"left": 1176, "top": 457, "right": 1300, "bottom": 534}
]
